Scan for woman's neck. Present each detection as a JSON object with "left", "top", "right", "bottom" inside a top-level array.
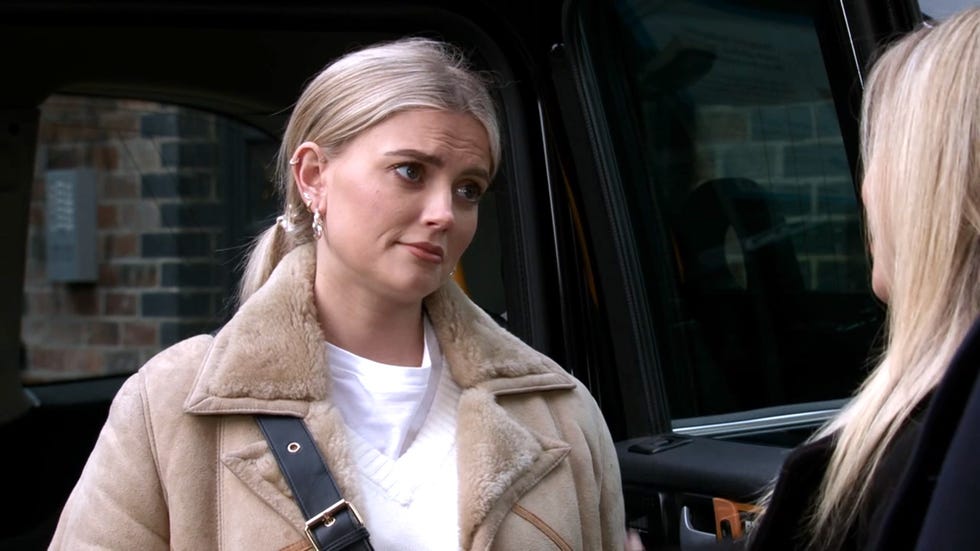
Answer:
[{"left": 312, "top": 275, "right": 426, "bottom": 367}]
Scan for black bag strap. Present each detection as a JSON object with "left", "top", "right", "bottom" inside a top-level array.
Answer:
[{"left": 256, "top": 415, "right": 373, "bottom": 551}]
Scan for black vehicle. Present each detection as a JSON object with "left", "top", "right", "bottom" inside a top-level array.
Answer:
[{"left": 0, "top": 0, "right": 939, "bottom": 548}]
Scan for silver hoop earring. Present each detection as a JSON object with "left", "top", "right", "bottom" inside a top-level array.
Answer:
[
  {"left": 449, "top": 269, "right": 456, "bottom": 278},
  {"left": 312, "top": 211, "right": 323, "bottom": 239},
  {"left": 288, "top": 158, "right": 299, "bottom": 166}
]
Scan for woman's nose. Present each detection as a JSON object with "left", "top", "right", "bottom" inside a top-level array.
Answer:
[{"left": 422, "top": 188, "right": 455, "bottom": 229}]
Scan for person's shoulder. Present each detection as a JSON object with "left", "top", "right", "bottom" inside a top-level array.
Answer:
[
  {"left": 101, "top": 334, "right": 215, "bottom": 438},
  {"left": 139, "top": 334, "right": 214, "bottom": 379},
  {"left": 530, "top": 368, "right": 608, "bottom": 432},
  {"left": 122, "top": 334, "right": 215, "bottom": 410}
]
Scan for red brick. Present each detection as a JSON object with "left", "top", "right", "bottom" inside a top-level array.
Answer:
[
  {"left": 76, "top": 349, "right": 107, "bottom": 375},
  {"left": 104, "top": 233, "right": 138, "bottom": 258},
  {"left": 19, "top": 319, "right": 47, "bottom": 345},
  {"left": 63, "top": 349, "right": 104, "bottom": 376},
  {"left": 86, "top": 321, "right": 120, "bottom": 346},
  {"left": 23, "top": 319, "right": 83, "bottom": 347},
  {"left": 23, "top": 290, "right": 57, "bottom": 316},
  {"left": 46, "top": 145, "right": 84, "bottom": 169},
  {"left": 104, "top": 291, "right": 137, "bottom": 315},
  {"left": 24, "top": 348, "right": 68, "bottom": 376},
  {"left": 54, "top": 123, "right": 103, "bottom": 142},
  {"left": 41, "top": 106, "right": 96, "bottom": 129},
  {"left": 26, "top": 347, "right": 108, "bottom": 379},
  {"left": 98, "top": 263, "right": 159, "bottom": 288},
  {"left": 98, "top": 265, "right": 117, "bottom": 286},
  {"left": 67, "top": 286, "right": 98, "bottom": 315},
  {"left": 122, "top": 322, "right": 158, "bottom": 347},
  {"left": 104, "top": 350, "right": 142, "bottom": 375},
  {"left": 118, "top": 202, "right": 160, "bottom": 229},
  {"left": 102, "top": 174, "right": 139, "bottom": 199},
  {"left": 91, "top": 145, "right": 120, "bottom": 170},
  {"left": 99, "top": 110, "right": 140, "bottom": 134},
  {"left": 98, "top": 204, "right": 118, "bottom": 229}
]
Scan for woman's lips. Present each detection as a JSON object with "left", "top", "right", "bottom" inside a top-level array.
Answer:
[{"left": 403, "top": 241, "right": 444, "bottom": 263}]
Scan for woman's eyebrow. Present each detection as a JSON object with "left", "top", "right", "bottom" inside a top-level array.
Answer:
[
  {"left": 384, "top": 149, "right": 443, "bottom": 166},
  {"left": 384, "top": 149, "right": 490, "bottom": 181}
]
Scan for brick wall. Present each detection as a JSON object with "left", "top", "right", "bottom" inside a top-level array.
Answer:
[
  {"left": 21, "top": 96, "right": 233, "bottom": 383},
  {"left": 19, "top": 95, "right": 868, "bottom": 382},
  {"left": 693, "top": 100, "right": 868, "bottom": 292}
]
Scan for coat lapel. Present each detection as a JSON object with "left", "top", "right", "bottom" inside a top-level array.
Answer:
[
  {"left": 425, "top": 284, "right": 568, "bottom": 389},
  {"left": 455, "top": 386, "right": 572, "bottom": 549},
  {"left": 176, "top": 245, "right": 361, "bottom": 535},
  {"left": 218, "top": 403, "right": 365, "bottom": 531},
  {"left": 175, "top": 243, "right": 580, "bottom": 548},
  {"left": 183, "top": 244, "right": 328, "bottom": 416},
  {"left": 425, "top": 283, "right": 579, "bottom": 548}
]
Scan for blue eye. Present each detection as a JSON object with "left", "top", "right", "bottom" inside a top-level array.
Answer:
[
  {"left": 394, "top": 163, "right": 422, "bottom": 182},
  {"left": 455, "top": 182, "right": 485, "bottom": 204}
]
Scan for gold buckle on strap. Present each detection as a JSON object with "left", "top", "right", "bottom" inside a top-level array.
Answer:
[{"left": 304, "top": 499, "right": 364, "bottom": 550}]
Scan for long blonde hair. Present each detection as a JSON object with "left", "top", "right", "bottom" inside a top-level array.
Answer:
[
  {"left": 804, "top": 7, "right": 980, "bottom": 548},
  {"left": 238, "top": 37, "right": 501, "bottom": 305}
]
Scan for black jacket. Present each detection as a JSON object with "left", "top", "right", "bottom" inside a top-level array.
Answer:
[
  {"left": 872, "top": 316, "right": 980, "bottom": 550},
  {"left": 746, "top": 316, "right": 980, "bottom": 551}
]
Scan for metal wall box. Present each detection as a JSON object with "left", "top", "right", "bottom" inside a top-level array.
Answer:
[{"left": 45, "top": 168, "right": 98, "bottom": 282}]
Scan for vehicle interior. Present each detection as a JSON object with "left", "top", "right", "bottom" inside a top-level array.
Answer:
[{"left": 0, "top": 0, "right": 928, "bottom": 549}]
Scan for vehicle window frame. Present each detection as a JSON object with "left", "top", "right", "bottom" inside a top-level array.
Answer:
[
  {"left": 560, "top": 0, "right": 904, "bottom": 440},
  {"left": 5, "top": 7, "right": 554, "bottom": 390}
]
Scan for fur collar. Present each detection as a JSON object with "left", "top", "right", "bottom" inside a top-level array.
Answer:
[
  {"left": 184, "top": 243, "right": 574, "bottom": 414},
  {"left": 183, "top": 243, "right": 579, "bottom": 548}
]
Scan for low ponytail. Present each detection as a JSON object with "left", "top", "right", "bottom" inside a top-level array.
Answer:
[
  {"left": 237, "top": 152, "right": 314, "bottom": 307},
  {"left": 237, "top": 221, "right": 292, "bottom": 307},
  {"left": 238, "top": 196, "right": 315, "bottom": 306}
]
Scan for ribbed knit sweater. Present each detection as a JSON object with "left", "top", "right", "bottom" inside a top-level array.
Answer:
[
  {"left": 349, "top": 364, "right": 461, "bottom": 549},
  {"left": 326, "top": 317, "right": 462, "bottom": 549}
]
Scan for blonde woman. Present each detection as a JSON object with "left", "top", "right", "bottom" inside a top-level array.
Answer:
[
  {"left": 747, "top": 7, "right": 980, "bottom": 551},
  {"left": 50, "top": 38, "right": 624, "bottom": 550}
]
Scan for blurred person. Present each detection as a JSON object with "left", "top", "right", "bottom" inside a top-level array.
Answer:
[{"left": 748, "top": 7, "right": 980, "bottom": 550}]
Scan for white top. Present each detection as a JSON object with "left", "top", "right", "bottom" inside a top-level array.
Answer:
[
  {"left": 325, "top": 316, "right": 461, "bottom": 549},
  {"left": 326, "top": 317, "right": 441, "bottom": 458},
  {"left": 349, "top": 362, "right": 461, "bottom": 550}
]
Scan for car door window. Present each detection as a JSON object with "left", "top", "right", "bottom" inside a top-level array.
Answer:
[
  {"left": 21, "top": 93, "right": 508, "bottom": 384},
  {"left": 20, "top": 95, "right": 279, "bottom": 383},
  {"left": 576, "top": 0, "right": 884, "bottom": 425}
]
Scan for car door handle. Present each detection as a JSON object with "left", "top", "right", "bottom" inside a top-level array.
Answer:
[{"left": 679, "top": 506, "right": 740, "bottom": 550}]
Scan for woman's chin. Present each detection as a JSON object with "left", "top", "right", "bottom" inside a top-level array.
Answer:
[{"left": 381, "top": 272, "right": 445, "bottom": 302}]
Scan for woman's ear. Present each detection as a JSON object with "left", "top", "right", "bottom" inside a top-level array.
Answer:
[{"left": 291, "top": 141, "right": 327, "bottom": 210}]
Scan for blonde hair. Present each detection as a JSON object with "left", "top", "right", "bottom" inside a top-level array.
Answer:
[
  {"left": 238, "top": 37, "right": 501, "bottom": 304},
  {"left": 798, "top": 7, "right": 980, "bottom": 548}
]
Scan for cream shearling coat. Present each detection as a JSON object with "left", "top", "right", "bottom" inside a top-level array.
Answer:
[{"left": 50, "top": 244, "right": 625, "bottom": 550}]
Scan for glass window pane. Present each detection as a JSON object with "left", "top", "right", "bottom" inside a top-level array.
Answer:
[
  {"left": 21, "top": 95, "right": 278, "bottom": 383},
  {"left": 20, "top": 94, "right": 507, "bottom": 384},
  {"left": 589, "top": 0, "right": 884, "bottom": 418}
]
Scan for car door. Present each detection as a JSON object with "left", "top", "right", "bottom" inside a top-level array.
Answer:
[
  {"left": 0, "top": 0, "right": 929, "bottom": 550},
  {"left": 543, "top": 0, "right": 922, "bottom": 547},
  {"left": 0, "top": 2, "right": 571, "bottom": 548}
]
